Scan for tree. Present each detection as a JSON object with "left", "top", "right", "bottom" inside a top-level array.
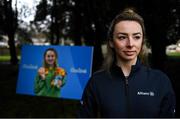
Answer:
[
  {"left": 34, "top": 0, "right": 179, "bottom": 72},
  {"left": 0, "top": 0, "right": 18, "bottom": 65},
  {"left": 138, "top": 0, "right": 176, "bottom": 70},
  {"left": 76, "top": 0, "right": 113, "bottom": 71}
]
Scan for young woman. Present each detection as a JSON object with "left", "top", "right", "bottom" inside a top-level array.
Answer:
[
  {"left": 79, "top": 9, "right": 176, "bottom": 117},
  {"left": 34, "top": 48, "right": 67, "bottom": 98}
]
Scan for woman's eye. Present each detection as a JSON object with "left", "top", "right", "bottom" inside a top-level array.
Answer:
[
  {"left": 134, "top": 36, "right": 141, "bottom": 40},
  {"left": 47, "top": 55, "right": 54, "bottom": 58},
  {"left": 117, "top": 36, "right": 126, "bottom": 40}
]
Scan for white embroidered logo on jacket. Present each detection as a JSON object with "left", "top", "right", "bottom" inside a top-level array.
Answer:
[{"left": 137, "top": 91, "right": 155, "bottom": 96}]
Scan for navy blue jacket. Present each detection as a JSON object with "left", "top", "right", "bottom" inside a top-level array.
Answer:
[{"left": 79, "top": 59, "right": 176, "bottom": 118}]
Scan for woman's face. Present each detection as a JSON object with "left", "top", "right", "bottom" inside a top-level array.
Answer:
[
  {"left": 111, "top": 21, "right": 143, "bottom": 63},
  {"left": 45, "top": 50, "right": 56, "bottom": 66}
]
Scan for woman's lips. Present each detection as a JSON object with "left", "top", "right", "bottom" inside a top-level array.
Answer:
[
  {"left": 124, "top": 51, "right": 136, "bottom": 56},
  {"left": 48, "top": 60, "right": 54, "bottom": 64}
]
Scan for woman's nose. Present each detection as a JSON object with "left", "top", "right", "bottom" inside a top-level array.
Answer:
[
  {"left": 127, "top": 37, "right": 133, "bottom": 47},
  {"left": 49, "top": 56, "right": 53, "bottom": 60}
]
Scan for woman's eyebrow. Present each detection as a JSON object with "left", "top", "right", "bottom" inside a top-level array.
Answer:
[
  {"left": 116, "top": 32, "right": 142, "bottom": 35},
  {"left": 133, "top": 32, "right": 142, "bottom": 35},
  {"left": 116, "top": 32, "right": 128, "bottom": 35}
]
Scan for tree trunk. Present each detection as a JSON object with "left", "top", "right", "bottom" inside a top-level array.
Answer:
[
  {"left": 150, "top": 37, "right": 167, "bottom": 71},
  {"left": 8, "top": 32, "right": 18, "bottom": 65},
  {"left": 4, "top": 0, "right": 18, "bottom": 65}
]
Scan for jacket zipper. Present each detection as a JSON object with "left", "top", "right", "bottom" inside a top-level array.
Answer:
[
  {"left": 125, "top": 77, "right": 130, "bottom": 117},
  {"left": 125, "top": 77, "right": 129, "bottom": 96}
]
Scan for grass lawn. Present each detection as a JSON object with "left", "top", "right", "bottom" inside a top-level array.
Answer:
[
  {"left": 167, "top": 52, "right": 180, "bottom": 56},
  {"left": 0, "top": 55, "right": 21, "bottom": 62}
]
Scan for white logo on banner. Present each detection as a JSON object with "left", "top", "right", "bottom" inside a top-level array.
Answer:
[{"left": 70, "top": 67, "right": 87, "bottom": 74}]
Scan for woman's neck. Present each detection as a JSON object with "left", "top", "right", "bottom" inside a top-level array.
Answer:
[
  {"left": 116, "top": 58, "right": 137, "bottom": 77},
  {"left": 46, "top": 64, "right": 55, "bottom": 69}
]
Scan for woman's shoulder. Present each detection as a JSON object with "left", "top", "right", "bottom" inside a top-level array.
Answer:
[
  {"left": 148, "top": 67, "right": 167, "bottom": 77},
  {"left": 86, "top": 69, "right": 110, "bottom": 87},
  {"left": 145, "top": 67, "right": 170, "bottom": 83},
  {"left": 91, "top": 69, "right": 109, "bottom": 80}
]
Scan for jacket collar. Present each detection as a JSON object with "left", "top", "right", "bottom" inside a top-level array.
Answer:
[{"left": 110, "top": 58, "right": 142, "bottom": 79}]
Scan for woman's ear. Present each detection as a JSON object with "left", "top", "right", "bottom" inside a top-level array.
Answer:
[{"left": 109, "top": 40, "right": 114, "bottom": 48}]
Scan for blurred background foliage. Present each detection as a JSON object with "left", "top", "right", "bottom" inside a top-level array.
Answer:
[{"left": 0, "top": 0, "right": 180, "bottom": 71}]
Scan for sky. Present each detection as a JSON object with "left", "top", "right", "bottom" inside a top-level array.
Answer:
[{"left": 12, "top": 0, "right": 40, "bottom": 23}]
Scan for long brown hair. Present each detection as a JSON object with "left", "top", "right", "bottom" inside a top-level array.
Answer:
[{"left": 102, "top": 8, "right": 148, "bottom": 71}]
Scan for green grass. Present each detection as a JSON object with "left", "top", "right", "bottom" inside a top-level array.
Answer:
[
  {"left": 0, "top": 55, "right": 21, "bottom": 62},
  {"left": 167, "top": 52, "right": 180, "bottom": 57}
]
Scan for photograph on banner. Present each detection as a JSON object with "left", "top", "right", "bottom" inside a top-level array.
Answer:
[{"left": 16, "top": 45, "right": 93, "bottom": 100}]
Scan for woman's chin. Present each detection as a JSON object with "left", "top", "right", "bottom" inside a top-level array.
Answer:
[{"left": 122, "top": 55, "right": 137, "bottom": 62}]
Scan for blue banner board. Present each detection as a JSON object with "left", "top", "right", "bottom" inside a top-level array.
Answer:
[{"left": 16, "top": 45, "right": 93, "bottom": 100}]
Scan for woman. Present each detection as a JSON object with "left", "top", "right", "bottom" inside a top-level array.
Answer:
[
  {"left": 34, "top": 48, "right": 67, "bottom": 98},
  {"left": 79, "top": 9, "right": 176, "bottom": 117}
]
